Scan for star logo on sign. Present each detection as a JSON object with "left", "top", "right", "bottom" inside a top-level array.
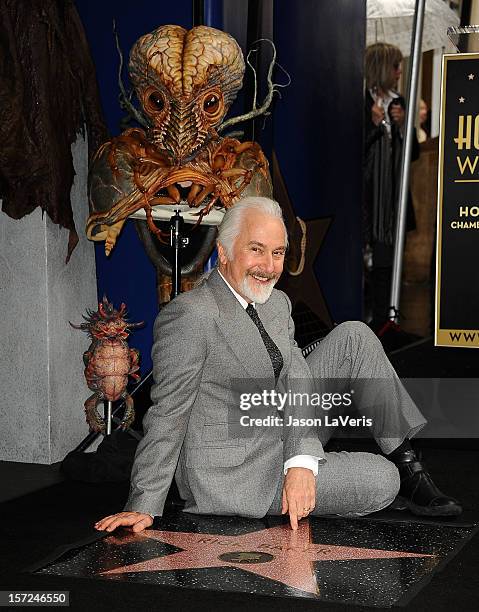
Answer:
[
  {"left": 459, "top": 96, "right": 465, "bottom": 103},
  {"left": 100, "top": 521, "right": 432, "bottom": 595},
  {"left": 468, "top": 73, "right": 475, "bottom": 80}
]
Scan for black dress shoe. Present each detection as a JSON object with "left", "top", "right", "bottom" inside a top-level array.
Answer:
[{"left": 391, "top": 450, "right": 462, "bottom": 517}]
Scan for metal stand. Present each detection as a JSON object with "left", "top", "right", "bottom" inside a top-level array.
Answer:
[
  {"left": 170, "top": 210, "right": 189, "bottom": 300},
  {"left": 104, "top": 400, "right": 113, "bottom": 436},
  {"left": 389, "top": 0, "right": 426, "bottom": 322}
]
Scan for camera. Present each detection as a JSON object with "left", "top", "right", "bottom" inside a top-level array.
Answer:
[{"left": 388, "top": 95, "right": 405, "bottom": 120}]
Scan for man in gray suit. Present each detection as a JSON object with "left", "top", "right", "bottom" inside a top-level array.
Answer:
[{"left": 96, "top": 197, "right": 461, "bottom": 534}]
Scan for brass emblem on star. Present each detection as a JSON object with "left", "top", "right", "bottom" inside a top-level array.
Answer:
[{"left": 218, "top": 551, "right": 274, "bottom": 564}]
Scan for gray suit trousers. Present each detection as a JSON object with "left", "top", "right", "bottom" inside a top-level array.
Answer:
[{"left": 268, "top": 321, "right": 426, "bottom": 516}]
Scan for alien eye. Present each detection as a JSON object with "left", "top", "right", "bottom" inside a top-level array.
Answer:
[
  {"left": 203, "top": 94, "right": 220, "bottom": 114},
  {"left": 147, "top": 91, "right": 165, "bottom": 113}
]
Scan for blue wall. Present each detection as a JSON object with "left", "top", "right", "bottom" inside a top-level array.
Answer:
[{"left": 273, "top": 0, "right": 365, "bottom": 322}]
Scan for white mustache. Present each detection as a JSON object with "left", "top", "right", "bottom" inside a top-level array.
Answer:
[{"left": 248, "top": 270, "right": 277, "bottom": 281}]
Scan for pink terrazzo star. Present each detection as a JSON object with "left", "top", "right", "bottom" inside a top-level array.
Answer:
[{"left": 100, "top": 521, "right": 432, "bottom": 595}]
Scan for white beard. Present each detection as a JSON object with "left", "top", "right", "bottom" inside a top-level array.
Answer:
[{"left": 240, "top": 273, "right": 277, "bottom": 304}]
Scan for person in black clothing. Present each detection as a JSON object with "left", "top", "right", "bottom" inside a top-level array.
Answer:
[{"left": 363, "top": 43, "right": 419, "bottom": 333}]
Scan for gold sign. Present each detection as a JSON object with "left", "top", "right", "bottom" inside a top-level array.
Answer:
[{"left": 436, "top": 53, "right": 479, "bottom": 347}]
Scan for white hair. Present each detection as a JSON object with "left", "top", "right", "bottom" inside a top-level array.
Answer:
[{"left": 217, "top": 196, "right": 288, "bottom": 258}]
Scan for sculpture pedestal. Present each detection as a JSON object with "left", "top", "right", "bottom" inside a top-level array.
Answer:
[{"left": 0, "top": 136, "right": 97, "bottom": 463}]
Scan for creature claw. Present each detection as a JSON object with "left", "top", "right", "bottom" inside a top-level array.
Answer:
[
  {"left": 104, "top": 220, "right": 126, "bottom": 256},
  {"left": 166, "top": 184, "right": 181, "bottom": 202},
  {"left": 144, "top": 199, "right": 165, "bottom": 239},
  {"left": 187, "top": 183, "right": 202, "bottom": 204},
  {"left": 85, "top": 405, "right": 106, "bottom": 434},
  {"left": 105, "top": 234, "right": 116, "bottom": 256},
  {"left": 121, "top": 396, "right": 135, "bottom": 430},
  {"left": 193, "top": 185, "right": 214, "bottom": 206},
  {"left": 190, "top": 196, "right": 219, "bottom": 228}
]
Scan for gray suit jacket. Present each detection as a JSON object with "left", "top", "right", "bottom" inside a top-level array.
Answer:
[{"left": 124, "top": 269, "right": 325, "bottom": 518}]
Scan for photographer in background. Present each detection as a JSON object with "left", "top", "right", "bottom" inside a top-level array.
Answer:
[{"left": 363, "top": 43, "right": 419, "bottom": 337}]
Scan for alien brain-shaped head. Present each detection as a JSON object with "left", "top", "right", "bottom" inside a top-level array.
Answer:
[{"left": 128, "top": 25, "right": 245, "bottom": 164}]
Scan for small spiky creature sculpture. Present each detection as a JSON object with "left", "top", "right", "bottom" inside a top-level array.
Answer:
[{"left": 70, "top": 296, "right": 144, "bottom": 433}]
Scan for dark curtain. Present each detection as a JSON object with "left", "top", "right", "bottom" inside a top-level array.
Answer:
[{"left": 0, "top": 0, "right": 107, "bottom": 261}]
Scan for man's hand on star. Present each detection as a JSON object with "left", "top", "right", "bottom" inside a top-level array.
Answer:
[
  {"left": 281, "top": 467, "right": 316, "bottom": 530},
  {"left": 95, "top": 511, "right": 153, "bottom": 533}
]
